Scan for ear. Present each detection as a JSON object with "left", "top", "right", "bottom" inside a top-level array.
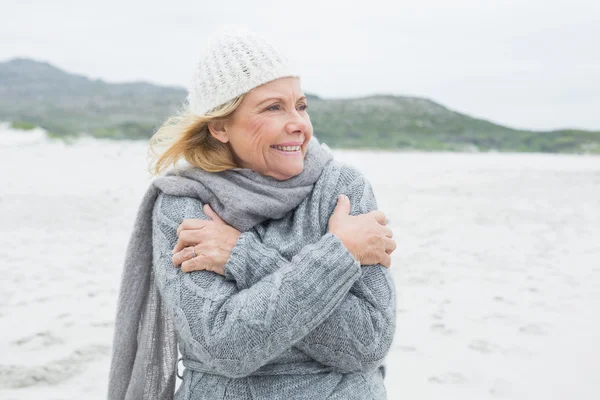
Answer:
[{"left": 207, "top": 121, "right": 229, "bottom": 143}]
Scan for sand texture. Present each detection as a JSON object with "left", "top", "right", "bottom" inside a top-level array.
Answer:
[{"left": 1, "top": 124, "right": 599, "bottom": 399}]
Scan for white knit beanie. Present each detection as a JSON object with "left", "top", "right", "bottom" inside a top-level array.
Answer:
[{"left": 186, "top": 28, "right": 300, "bottom": 116}]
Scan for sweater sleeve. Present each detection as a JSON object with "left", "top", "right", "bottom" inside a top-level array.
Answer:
[
  {"left": 224, "top": 168, "right": 397, "bottom": 373},
  {"left": 151, "top": 192, "right": 362, "bottom": 379}
]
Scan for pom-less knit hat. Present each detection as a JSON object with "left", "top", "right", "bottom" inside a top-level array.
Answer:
[{"left": 186, "top": 28, "right": 300, "bottom": 116}]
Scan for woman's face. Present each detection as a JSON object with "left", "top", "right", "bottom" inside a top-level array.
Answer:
[{"left": 210, "top": 77, "right": 312, "bottom": 181}]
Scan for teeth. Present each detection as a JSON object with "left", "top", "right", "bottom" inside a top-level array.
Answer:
[{"left": 272, "top": 145, "right": 301, "bottom": 152}]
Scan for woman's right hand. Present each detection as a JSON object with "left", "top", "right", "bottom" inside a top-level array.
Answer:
[{"left": 328, "top": 194, "right": 396, "bottom": 268}]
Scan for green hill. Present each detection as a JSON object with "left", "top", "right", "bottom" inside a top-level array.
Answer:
[
  {"left": 1, "top": 58, "right": 598, "bottom": 153},
  {"left": 0, "top": 58, "right": 182, "bottom": 139}
]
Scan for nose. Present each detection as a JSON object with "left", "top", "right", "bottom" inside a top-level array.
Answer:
[{"left": 285, "top": 109, "right": 309, "bottom": 135}]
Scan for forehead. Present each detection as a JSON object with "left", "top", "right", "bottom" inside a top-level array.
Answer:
[{"left": 245, "top": 77, "right": 303, "bottom": 102}]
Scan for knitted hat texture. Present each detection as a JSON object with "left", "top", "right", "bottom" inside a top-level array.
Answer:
[{"left": 186, "top": 30, "right": 300, "bottom": 116}]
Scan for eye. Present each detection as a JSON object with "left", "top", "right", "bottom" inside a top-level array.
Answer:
[{"left": 266, "top": 103, "right": 309, "bottom": 112}]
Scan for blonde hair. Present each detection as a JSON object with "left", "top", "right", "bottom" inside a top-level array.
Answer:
[{"left": 148, "top": 94, "right": 247, "bottom": 176}]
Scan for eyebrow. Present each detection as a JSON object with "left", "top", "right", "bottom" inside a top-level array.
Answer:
[{"left": 256, "top": 95, "right": 307, "bottom": 106}]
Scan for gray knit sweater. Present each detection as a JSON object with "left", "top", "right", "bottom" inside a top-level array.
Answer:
[{"left": 151, "top": 160, "right": 396, "bottom": 399}]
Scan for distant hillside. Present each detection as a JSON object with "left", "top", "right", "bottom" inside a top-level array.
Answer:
[
  {"left": 1, "top": 58, "right": 598, "bottom": 153},
  {"left": 308, "top": 96, "right": 600, "bottom": 152},
  {"left": 0, "top": 58, "right": 183, "bottom": 139}
]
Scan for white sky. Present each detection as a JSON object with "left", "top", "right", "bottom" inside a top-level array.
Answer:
[{"left": 1, "top": 0, "right": 599, "bottom": 131}]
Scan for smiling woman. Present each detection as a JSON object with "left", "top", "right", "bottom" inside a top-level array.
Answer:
[
  {"left": 147, "top": 79, "right": 311, "bottom": 181},
  {"left": 206, "top": 78, "right": 312, "bottom": 180},
  {"left": 108, "top": 27, "right": 396, "bottom": 400},
  {"left": 148, "top": 77, "right": 312, "bottom": 180}
]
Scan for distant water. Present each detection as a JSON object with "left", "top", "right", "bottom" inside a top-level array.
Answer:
[{"left": 1, "top": 124, "right": 599, "bottom": 399}]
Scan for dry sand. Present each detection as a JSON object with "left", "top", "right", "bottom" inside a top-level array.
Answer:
[{"left": 1, "top": 123, "right": 598, "bottom": 399}]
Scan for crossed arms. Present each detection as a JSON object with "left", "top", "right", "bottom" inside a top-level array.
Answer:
[{"left": 151, "top": 171, "right": 396, "bottom": 378}]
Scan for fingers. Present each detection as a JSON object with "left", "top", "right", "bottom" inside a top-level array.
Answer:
[
  {"left": 180, "top": 252, "right": 209, "bottom": 273},
  {"left": 171, "top": 246, "right": 196, "bottom": 266},
  {"left": 383, "top": 237, "right": 397, "bottom": 255},
  {"left": 179, "top": 252, "right": 225, "bottom": 276},
  {"left": 173, "top": 208, "right": 226, "bottom": 253},
  {"left": 379, "top": 252, "right": 392, "bottom": 268},
  {"left": 368, "top": 210, "right": 387, "bottom": 226},
  {"left": 177, "top": 219, "right": 209, "bottom": 236},
  {"left": 172, "top": 238, "right": 189, "bottom": 255},
  {"left": 173, "top": 246, "right": 221, "bottom": 275},
  {"left": 383, "top": 226, "right": 393, "bottom": 238},
  {"left": 172, "top": 228, "right": 209, "bottom": 253},
  {"left": 332, "top": 194, "right": 351, "bottom": 217}
]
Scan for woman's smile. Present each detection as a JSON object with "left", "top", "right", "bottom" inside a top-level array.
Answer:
[
  {"left": 270, "top": 142, "right": 303, "bottom": 156},
  {"left": 271, "top": 147, "right": 302, "bottom": 156},
  {"left": 214, "top": 76, "right": 313, "bottom": 181}
]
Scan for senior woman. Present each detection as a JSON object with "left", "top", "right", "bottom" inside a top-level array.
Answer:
[{"left": 108, "top": 30, "right": 397, "bottom": 400}]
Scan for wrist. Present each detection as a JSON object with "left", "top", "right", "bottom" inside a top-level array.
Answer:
[
  {"left": 324, "top": 232, "right": 360, "bottom": 266},
  {"left": 223, "top": 231, "right": 250, "bottom": 281},
  {"left": 328, "top": 231, "right": 358, "bottom": 263},
  {"left": 224, "top": 227, "right": 242, "bottom": 250}
]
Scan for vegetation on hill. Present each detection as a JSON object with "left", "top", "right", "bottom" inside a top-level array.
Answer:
[{"left": 1, "top": 58, "right": 598, "bottom": 153}]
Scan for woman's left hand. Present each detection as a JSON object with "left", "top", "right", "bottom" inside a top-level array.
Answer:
[{"left": 171, "top": 204, "right": 241, "bottom": 275}]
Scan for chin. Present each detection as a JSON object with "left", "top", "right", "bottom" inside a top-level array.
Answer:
[{"left": 273, "top": 165, "right": 304, "bottom": 180}]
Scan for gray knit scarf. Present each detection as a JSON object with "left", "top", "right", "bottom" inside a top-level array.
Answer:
[{"left": 107, "top": 137, "right": 333, "bottom": 400}]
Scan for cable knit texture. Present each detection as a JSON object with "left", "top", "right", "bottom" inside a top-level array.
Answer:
[
  {"left": 152, "top": 161, "right": 396, "bottom": 399},
  {"left": 108, "top": 137, "right": 333, "bottom": 400},
  {"left": 187, "top": 28, "right": 300, "bottom": 116}
]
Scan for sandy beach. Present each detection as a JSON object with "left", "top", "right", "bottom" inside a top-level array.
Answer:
[{"left": 1, "top": 123, "right": 598, "bottom": 399}]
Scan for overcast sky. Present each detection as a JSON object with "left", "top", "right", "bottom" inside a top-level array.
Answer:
[{"left": 2, "top": 0, "right": 599, "bottom": 131}]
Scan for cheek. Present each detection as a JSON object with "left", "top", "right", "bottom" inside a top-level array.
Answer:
[
  {"left": 247, "top": 119, "right": 264, "bottom": 140},
  {"left": 232, "top": 118, "right": 265, "bottom": 150},
  {"left": 248, "top": 117, "right": 280, "bottom": 144},
  {"left": 306, "top": 117, "right": 313, "bottom": 135}
]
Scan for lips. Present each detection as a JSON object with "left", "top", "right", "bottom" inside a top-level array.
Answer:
[
  {"left": 271, "top": 144, "right": 301, "bottom": 152},
  {"left": 272, "top": 142, "right": 303, "bottom": 146},
  {"left": 270, "top": 140, "right": 304, "bottom": 153}
]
